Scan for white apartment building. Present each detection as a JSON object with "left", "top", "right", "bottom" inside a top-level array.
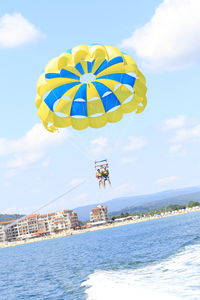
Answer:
[
  {"left": 0, "top": 221, "right": 12, "bottom": 242},
  {"left": 90, "top": 205, "right": 109, "bottom": 223},
  {"left": 0, "top": 209, "right": 79, "bottom": 242}
]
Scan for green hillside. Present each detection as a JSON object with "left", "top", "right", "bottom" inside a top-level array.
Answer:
[
  {"left": 0, "top": 214, "right": 24, "bottom": 223},
  {"left": 109, "top": 191, "right": 200, "bottom": 216}
]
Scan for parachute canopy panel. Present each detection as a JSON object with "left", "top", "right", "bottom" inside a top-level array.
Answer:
[{"left": 35, "top": 44, "right": 147, "bottom": 132}]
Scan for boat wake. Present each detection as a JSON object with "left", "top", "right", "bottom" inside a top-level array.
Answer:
[{"left": 83, "top": 242, "right": 200, "bottom": 300}]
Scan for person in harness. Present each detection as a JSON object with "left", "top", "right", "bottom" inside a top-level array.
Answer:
[
  {"left": 96, "top": 168, "right": 103, "bottom": 189},
  {"left": 101, "top": 166, "right": 111, "bottom": 187}
]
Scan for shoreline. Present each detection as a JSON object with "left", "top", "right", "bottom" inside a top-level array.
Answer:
[{"left": 1, "top": 207, "right": 200, "bottom": 249}]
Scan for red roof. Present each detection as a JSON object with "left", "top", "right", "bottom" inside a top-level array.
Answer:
[
  {"left": 0, "top": 220, "right": 16, "bottom": 225},
  {"left": 27, "top": 214, "right": 39, "bottom": 219},
  {"left": 92, "top": 206, "right": 107, "bottom": 211},
  {"left": 40, "top": 214, "right": 48, "bottom": 217},
  {"left": 34, "top": 230, "right": 49, "bottom": 236}
]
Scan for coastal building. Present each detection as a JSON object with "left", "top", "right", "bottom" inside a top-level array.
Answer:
[
  {"left": 0, "top": 220, "right": 14, "bottom": 242},
  {"left": 3, "top": 216, "right": 40, "bottom": 242},
  {"left": 0, "top": 225, "right": 5, "bottom": 242},
  {"left": 90, "top": 205, "right": 109, "bottom": 224},
  {"left": 114, "top": 216, "right": 133, "bottom": 223},
  {"left": 38, "top": 212, "right": 56, "bottom": 233},
  {"left": 50, "top": 210, "right": 79, "bottom": 232},
  {"left": 0, "top": 209, "right": 79, "bottom": 242}
]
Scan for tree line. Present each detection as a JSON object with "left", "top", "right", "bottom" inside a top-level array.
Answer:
[{"left": 111, "top": 201, "right": 200, "bottom": 220}]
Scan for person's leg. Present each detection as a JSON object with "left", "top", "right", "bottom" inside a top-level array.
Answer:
[
  {"left": 104, "top": 177, "right": 109, "bottom": 187},
  {"left": 103, "top": 178, "right": 105, "bottom": 188},
  {"left": 100, "top": 179, "right": 103, "bottom": 189}
]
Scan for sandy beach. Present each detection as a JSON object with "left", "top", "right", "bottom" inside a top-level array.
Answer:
[{"left": 1, "top": 206, "right": 200, "bottom": 249}]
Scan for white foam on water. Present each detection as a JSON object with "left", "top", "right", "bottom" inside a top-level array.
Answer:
[{"left": 83, "top": 243, "right": 200, "bottom": 300}]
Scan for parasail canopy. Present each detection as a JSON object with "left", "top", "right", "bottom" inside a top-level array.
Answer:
[{"left": 35, "top": 44, "right": 147, "bottom": 132}]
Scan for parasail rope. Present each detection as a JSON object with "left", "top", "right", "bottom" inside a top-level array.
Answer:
[{"left": 3, "top": 174, "right": 93, "bottom": 230}]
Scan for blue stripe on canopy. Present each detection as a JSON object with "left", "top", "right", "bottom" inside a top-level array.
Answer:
[
  {"left": 70, "top": 84, "right": 87, "bottom": 116},
  {"left": 94, "top": 60, "right": 107, "bottom": 75},
  {"left": 94, "top": 56, "right": 124, "bottom": 75},
  {"left": 93, "top": 81, "right": 121, "bottom": 112},
  {"left": 75, "top": 62, "right": 84, "bottom": 75},
  {"left": 92, "top": 81, "right": 110, "bottom": 97},
  {"left": 87, "top": 61, "right": 95, "bottom": 73},
  {"left": 74, "top": 83, "right": 87, "bottom": 101},
  {"left": 45, "top": 73, "right": 61, "bottom": 79},
  {"left": 70, "top": 101, "right": 87, "bottom": 116},
  {"left": 98, "top": 73, "right": 136, "bottom": 87},
  {"left": 60, "top": 69, "right": 80, "bottom": 79},
  {"left": 107, "top": 56, "right": 123, "bottom": 67},
  {"left": 44, "top": 82, "right": 80, "bottom": 111},
  {"left": 121, "top": 74, "right": 136, "bottom": 86},
  {"left": 45, "top": 69, "right": 80, "bottom": 80}
]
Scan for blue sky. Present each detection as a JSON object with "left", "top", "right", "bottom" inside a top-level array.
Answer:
[{"left": 0, "top": 0, "right": 200, "bottom": 215}]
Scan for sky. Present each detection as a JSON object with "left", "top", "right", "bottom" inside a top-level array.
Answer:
[{"left": 0, "top": 0, "right": 200, "bottom": 215}]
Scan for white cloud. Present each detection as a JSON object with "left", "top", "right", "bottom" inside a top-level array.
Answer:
[
  {"left": 163, "top": 117, "right": 200, "bottom": 155},
  {"left": 49, "top": 193, "right": 89, "bottom": 211},
  {"left": 89, "top": 137, "right": 108, "bottom": 156},
  {"left": 172, "top": 124, "right": 200, "bottom": 143},
  {"left": 0, "top": 123, "right": 68, "bottom": 156},
  {"left": 41, "top": 157, "right": 51, "bottom": 167},
  {"left": 169, "top": 144, "right": 182, "bottom": 153},
  {"left": 113, "top": 183, "right": 135, "bottom": 195},
  {"left": 162, "top": 115, "right": 187, "bottom": 130},
  {"left": 121, "top": 156, "right": 137, "bottom": 164},
  {"left": 0, "top": 13, "right": 44, "bottom": 47},
  {"left": 121, "top": 0, "right": 200, "bottom": 71},
  {"left": 5, "top": 169, "right": 18, "bottom": 178},
  {"left": 7, "top": 152, "right": 43, "bottom": 168},
  {"left": 68, "top": 193, "right": 89, "bottom": 206},
  {"left": 1, "top": 207, "right": 19, "bottom": 214},
  {"left": 156, "top": 175, "right": 180, "bottom": 185},
  {"left": 169, "top": 144, "right": 187, "bottom": 156},
  {"left": 0, "top": 123, "right": 69, "bottom": 174},
  {"left": 122, "top": 136, "right": 146, "bottom": 152},
  {"left": 68, "top": 178, "right": 86, "bottom": 186}
]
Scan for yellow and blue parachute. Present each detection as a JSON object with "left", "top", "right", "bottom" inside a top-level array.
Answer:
[{"left": 35, "top": 44, "right": 147, "bottom": 131}]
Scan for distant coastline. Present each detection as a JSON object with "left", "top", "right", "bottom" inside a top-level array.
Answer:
[{"left": 1, "top": 206, "right": 200, "bottom": 249}]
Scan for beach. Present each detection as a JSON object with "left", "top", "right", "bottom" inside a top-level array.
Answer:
[{"left": 1, "top": 206, "right": 200, "bottom": 249}]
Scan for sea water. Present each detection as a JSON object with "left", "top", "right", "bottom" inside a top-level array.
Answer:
[{"left": 0, "top": 212, "right": 200, "bottom": 299}]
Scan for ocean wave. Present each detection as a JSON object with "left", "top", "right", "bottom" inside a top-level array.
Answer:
[{"left": 83, "top": 242, "right": 200, "bottom": 300}]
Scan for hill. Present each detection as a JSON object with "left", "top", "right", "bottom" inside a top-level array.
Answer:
[
  {"left": 0, "top": 214, "right": 24, "bottom": 223},
  {"left": 74, "top": 186, "right": 200, "bottom": 220},
  {"left": 110, "top": 190, "right": 200, "bottom": 216}
]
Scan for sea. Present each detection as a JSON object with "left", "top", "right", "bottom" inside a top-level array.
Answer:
[{"left": 0, "top": 212, "right": 200, "bottom": 300}]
